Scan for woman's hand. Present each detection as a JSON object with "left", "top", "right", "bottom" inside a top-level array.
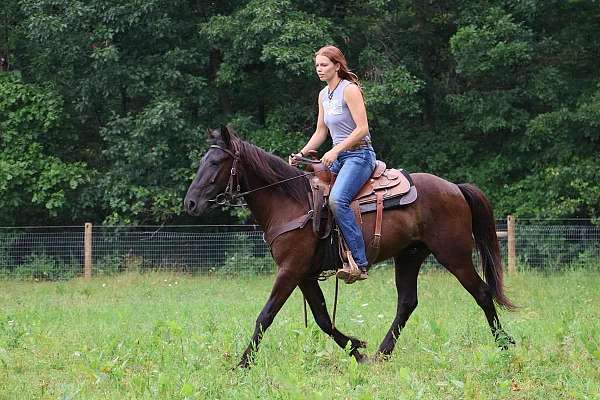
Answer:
[
  {"left": 321, "top": 149, "right": 339, "bottom": 168},
  {"left": 288, "top": 152, "right": 303, "bottom": 165}
]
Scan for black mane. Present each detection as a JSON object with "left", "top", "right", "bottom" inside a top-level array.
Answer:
[{"left": 236, "top": 139, "right": 311, "bottom": 206}]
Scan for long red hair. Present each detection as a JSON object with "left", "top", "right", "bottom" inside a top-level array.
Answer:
[{"left": 315, "top": 45, "right": 361, "bottom": 88}]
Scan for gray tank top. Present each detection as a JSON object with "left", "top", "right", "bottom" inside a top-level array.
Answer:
[{"left": 320, "top": 79, "right": 372, "bottom": 147}]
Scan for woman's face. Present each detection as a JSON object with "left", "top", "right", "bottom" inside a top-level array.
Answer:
[{"left": 315, "top": 55, "right": 338, "bottom": 82}]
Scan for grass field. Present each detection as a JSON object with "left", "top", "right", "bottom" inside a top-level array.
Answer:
[{"left": 1, "top": 268, "right": 599, "bottom": 399}]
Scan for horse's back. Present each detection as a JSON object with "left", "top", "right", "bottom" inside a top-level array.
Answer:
[
  {"left": 410, "top": 172, "right": 461, "bottom": 195},
  {"left": 408, "top": 172, "right": 476, "bottom": 251},
  {"left": 409, "top": 171, "right": 471, "bottom": 217}
]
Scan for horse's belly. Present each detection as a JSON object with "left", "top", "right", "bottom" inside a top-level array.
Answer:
[{"left": 361, "top": 207, "right": 419, "bottom": 263}]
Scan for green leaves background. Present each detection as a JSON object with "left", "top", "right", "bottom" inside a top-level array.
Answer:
[{"left": 1, "top": 0, "right": 599, "bottom": 225}]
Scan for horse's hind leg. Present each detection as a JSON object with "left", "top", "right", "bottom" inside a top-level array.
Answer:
[
  {"left": 437, "top": 249, "right": 514, "bottom": 348},
  {"left": 374, "top": 245, "right": 430, "bottom": 360},
  {"left": 298, "top": 279, "right": 368, "bottom": 363}
]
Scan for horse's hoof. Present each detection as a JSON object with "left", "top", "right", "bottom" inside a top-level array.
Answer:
[
  {"left": 496, "top": 333, "right": 516, "bottom": 350},
  {"left": 371, "top": 352, "right": 391, "bottom": 363}
]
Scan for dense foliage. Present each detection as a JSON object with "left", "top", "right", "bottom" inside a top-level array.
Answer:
[{"left": 1, "top": 0, "right": 599, "bottom": 225}]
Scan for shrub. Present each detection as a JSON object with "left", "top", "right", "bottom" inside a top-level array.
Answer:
[
  {"left": 12, "top": 254, "right": 76, "bottom": 281},
  {"left": 218, "top": 233, "right": 276, "bottom": 275}
]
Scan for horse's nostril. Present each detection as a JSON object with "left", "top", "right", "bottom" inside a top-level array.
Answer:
[{"left": 187, "top": 199, "right": 196, "bottom": 211}]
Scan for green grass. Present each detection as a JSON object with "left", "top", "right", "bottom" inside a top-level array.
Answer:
[{"left": 1, "top": 269, "right": 599, "bottom": 399}]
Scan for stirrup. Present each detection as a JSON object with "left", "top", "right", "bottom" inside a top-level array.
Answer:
[{"left": 336, "top": 251, "right": 364, "bottom": 284}]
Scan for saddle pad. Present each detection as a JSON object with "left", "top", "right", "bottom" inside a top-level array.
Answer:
[{"left": 358, "top": 186, "right": 418, "bottom": 213}]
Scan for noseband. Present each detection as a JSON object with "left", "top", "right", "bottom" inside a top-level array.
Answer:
[{"left": 208, "top": 143, "right": 313, "bottom": 207}]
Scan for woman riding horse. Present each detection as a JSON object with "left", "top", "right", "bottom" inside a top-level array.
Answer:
[
  {"left": 290, "top": 45, "right": 375, "bottom": 283},
  {"left": 184, "top": 125, "right": 515, "bottom": 368}
]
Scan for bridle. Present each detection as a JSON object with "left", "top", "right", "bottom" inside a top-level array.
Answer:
[
  {"left": 207, "top": 143, "right": 243, "bottom": 206},
  {"left": 207, "top": 143, "right": 313, "bottom": 207}
]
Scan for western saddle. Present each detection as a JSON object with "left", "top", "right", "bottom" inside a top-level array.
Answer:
[
  {"left": 308, "top": 160, "right": 416, "bottom": 259},
  {"left": 263, "top": 156, "right": 417, "bottom": 274}
]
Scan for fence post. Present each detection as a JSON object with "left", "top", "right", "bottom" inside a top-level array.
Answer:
[
  {"left": 84, "top": 222, "right": 93, "bottom": 279},
  {"left": 507, "top": 215, "right": 516, "bottom": 274}
]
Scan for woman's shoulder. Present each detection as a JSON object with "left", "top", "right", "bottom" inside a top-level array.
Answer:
[
  {"left": 335, "top": 79, "right": 350, "bottom": 91},
  {"left": 318, "top": 86, "right": 328, "bottom": 99},
  {"left": 342, "top": 81, "right": 361, "bottom": 97}
]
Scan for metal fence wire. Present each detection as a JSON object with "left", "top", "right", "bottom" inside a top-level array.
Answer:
[{"left": 0, "top": 220, "right": 599, "bottom": 280}]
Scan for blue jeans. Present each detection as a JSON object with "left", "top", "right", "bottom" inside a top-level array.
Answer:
[{"left": 329, "top": 148, "right": 376, "bottom": 268}]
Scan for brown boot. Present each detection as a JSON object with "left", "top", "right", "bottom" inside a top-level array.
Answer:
[
  {"left": 336, "top": 251, "right": 366, "bottom": 284},
  {"left": 346, "top": 268, "right": 368, "bottom": 284}
]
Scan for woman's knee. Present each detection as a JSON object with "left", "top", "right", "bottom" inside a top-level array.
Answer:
[{"left": 328, "top": 192, "right": 349, "bottom": 213}]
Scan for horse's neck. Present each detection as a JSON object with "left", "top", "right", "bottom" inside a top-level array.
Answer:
[{"left": 243, "top": 172, "right": 306, "bottom": 233}]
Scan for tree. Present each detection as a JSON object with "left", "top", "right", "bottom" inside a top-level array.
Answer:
[
  {"left": 2, "top": 0, "right": 599, "bottom": 224},
  {"left": 0, "top": 73, "right": 89, "bottom": 225}
]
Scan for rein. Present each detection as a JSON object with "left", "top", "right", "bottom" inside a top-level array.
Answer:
[
  {"left": 208, "top": 144, "right": 313, "bottom": 207},
  {"left": 236, "top": 172, "right": 314, "bottom": 199}
]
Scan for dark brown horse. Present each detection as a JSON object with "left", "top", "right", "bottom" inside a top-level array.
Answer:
[{"left": 184, "top": 126, "right": 515, "bottom": 368}]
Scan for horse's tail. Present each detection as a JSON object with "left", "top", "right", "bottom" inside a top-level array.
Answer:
[{"left": 457, "top": 183, "right": 516, "bottom": 310}]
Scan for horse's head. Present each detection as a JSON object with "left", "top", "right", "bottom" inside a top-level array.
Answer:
[{"left": 184, "top": 125, "right": 239, "bottom": 216}]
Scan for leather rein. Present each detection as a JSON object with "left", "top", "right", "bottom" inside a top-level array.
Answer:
[{"left": 207, "top": 144, "right": 314, "bottom": 207}]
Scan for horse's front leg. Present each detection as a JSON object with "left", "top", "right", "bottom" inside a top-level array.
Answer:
[
  {"left": 299, "top": 279, "right": 368, "bottom": 363},
  {"left": 238, "top": 268, "right": 300, "bottom": 368}
]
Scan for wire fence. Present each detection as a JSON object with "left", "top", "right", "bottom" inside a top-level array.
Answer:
[{"left": 0, "top": 220, "right": 599, "bottom": 280}]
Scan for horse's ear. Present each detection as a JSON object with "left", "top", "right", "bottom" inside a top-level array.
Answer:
[
  {"left": 220, "top": 124, "right": 232, "bottom": 147},
  {"left": 205, "top": 128, "right": 214, "bottom": 141}
]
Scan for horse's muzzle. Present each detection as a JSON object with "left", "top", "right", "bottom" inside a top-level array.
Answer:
[{"left": 184, "top": 197, "right": 202, "bottom": 216}]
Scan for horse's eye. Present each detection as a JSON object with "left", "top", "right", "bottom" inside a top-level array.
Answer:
[{"left": 210, "top": 160, "right": 219, "bottom": 166}]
